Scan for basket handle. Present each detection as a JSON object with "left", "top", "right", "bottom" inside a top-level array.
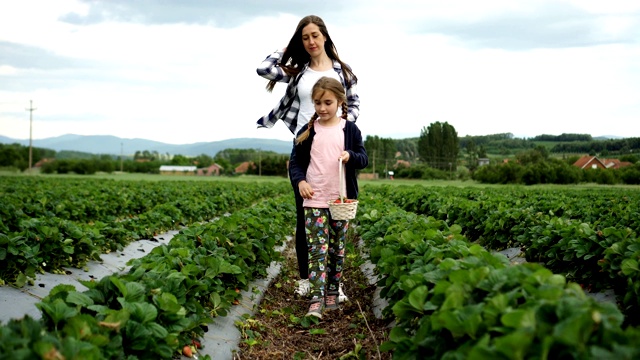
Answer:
[{"left": 338, "top": 158, "right": 345, "bottom": 202}]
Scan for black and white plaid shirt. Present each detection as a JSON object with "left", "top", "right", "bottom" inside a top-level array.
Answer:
[{"left": 256, "top": 50, "right": 360, "bottom": 134}]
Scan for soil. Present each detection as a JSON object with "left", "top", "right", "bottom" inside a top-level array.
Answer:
[{"left": 234, "top": 231, "right": 393, "bottom": 360}]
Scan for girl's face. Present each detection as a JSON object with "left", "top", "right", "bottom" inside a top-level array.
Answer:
[
  {"left": 313, "top": 90, "right": 341, "bottom": 122},
  {"left": 301, "top": 23, "right": 326, "bottom": 57}
]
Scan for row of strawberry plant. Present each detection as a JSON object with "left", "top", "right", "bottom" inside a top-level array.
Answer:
[
  {"left": 356, "top": 195, "right": 640, "bottom": 359},
  {"left": 374, "top": 185, "right": 639, "bottom": 239},
  {"left": 0, "top": 177, "right": 290, "bottom": 232},
  {"left": 364, "top": 184, "right": 640, "bottom": 323},
  {"left": 0, "top": 177, "right": 290, "bottom": 287},
  {"left": 0, "top": 195, "right": 294, "bottom": 359}
]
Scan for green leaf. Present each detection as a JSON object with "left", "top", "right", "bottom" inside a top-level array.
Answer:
[
  {"left": 14, "top": 273, "right": 27, "bottom": 287},
  {"left": 124, "top": 282, "right": 146, "bottom": 303},
  {"left": 309, "top": 328, "right": 327, "bottom": 335},
  {"left": 37, "top": 298, "right": 79, "bottom": 327},
  {"left": 461, "top": 305, "right": 483, "bottom": 339},
  {"left": 501, "top": 309, "right": 536, "bottom": 329},
  {"left": 101, "top": 309, "right": 130, "bottom": 331},
  {"left": 154, "top": 292, "right": 182, "bottom": 313},
  {"left": 125, "top": 321, "right": 152, "bottom": 350},
  {"left": 433, "top": 310, "right": 465, "bottom": 338},
  {"left": 146, "top": 322, "right": 169, "bottom": 339},
  {"left": 621, "top": 259, "right": 639, "bottom": 276},
  {"left": 388, "top": 326, "right": 409, "bottom": 343},
  {"left": 439, "top": 258, "right": 457, "bottom": 271},
  {"left": 408, "top": 285, "right": 428, "bottom": 311},
  {"left": 553, "top": 312, "right": 594, "bottom": 346},
  {"left": 62, "top": 314, "right": 93, "bottom": 339},
  {"left": 494, "top": 330, "right": 534, "bottom": 360},
  {"left": 126, "top": 302, "right": 158, "bottom": 324},
  {"left": 66, "top": 291, "right": 94, "bottom": 307},
  {"left": 441, "top": 284, "right": 465, "bottom": 311},
  {"left": 110, "top": 276, "right": 127, "bottom": 297}
]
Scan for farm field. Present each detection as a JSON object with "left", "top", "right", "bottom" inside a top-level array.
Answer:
[{"left": 1, "top": 174, "right": 640, "bottom": 359}]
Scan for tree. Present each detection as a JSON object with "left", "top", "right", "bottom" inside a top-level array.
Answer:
[
  {"left": 465, "top": 139, "right": 478, "bottom": 170},
  {"left": 418, "top": 121, "right": 459, "bottom": 171},
  {"left": 364, "top": 135, "right": 396, "bottom": 176},
  {"left": 170, "top": 154, "right": 192, "bottom": 166}
]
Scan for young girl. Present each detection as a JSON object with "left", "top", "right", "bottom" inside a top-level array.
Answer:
[
  {"left": 288, "top": 77, "right": 368, "bottom": 318},
  {"left": 256, "top": 15, "right": 360, "bottom": 291}
]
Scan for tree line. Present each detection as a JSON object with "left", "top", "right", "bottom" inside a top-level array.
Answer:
[{"left": 2, "top": 125, "right": 639, "bottom": 184}]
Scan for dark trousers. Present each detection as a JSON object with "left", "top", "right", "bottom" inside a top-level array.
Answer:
[{"left": 291, "top": 173, "right": 308, "bottom": 279}]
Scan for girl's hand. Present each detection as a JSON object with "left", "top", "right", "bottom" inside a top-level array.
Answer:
[
  {"left": 298, "top": 181, "right": 314, "bottom": 199},
  {"left": 340, "top": 151, "right": 350, "bottom": 163}
]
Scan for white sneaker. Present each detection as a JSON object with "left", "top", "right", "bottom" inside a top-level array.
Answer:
[
  {"left": 338, "top": 282, "right": 349, "bottom": 303},
  {"left": 295, "top": 279, "right": 310, "bottom": 296},
  {"left": 295, "top": 279, "right": 348, "bottom": 302}
]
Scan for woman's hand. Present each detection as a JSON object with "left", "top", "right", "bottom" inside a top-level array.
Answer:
[
  {"left": 340, "top": 151, "right": 350, "bottom": 163},
  {"left": 298, "top": 180, "right": 314, "bottom": 199}
]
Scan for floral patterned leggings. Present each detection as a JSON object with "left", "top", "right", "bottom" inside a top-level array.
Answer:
[{"left": 304, "top": 207, "right": 348, "bottom": 302}]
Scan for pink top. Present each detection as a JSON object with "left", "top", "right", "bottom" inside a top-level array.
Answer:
[{"left": 303, "top": 119, "right": 346, "bottom": 208}]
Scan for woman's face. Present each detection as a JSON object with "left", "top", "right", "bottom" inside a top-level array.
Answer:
[{"left": 301, "top": 23, "right": 326, "bottom": 57}]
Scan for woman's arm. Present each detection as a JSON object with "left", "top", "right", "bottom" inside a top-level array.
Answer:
[
  {"left": 346, "top": 125, "right": 368, "bottom": 170},
  {"left": 256, "top": 50, "right": 291, "bottom": 83},
  {"left": 288, "top": 140, "right": 306, "bottom": 187},
  {"left": 345, "top": 82, "right": 360, "bottom": 122}
]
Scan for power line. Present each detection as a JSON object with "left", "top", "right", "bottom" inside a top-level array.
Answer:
[{"left": 25, "top": 100, "right": 37, "bottom": 171}]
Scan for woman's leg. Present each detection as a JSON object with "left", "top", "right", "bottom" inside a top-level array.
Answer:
[
  {"left": 305, "top": 208, "right": 330, "bottom": 302},
  {"left": 290, "top": 169, "right": 308, "bottom": 280},
  {"left": 294, "top": 186, "right": 308, "bottom": 279}
]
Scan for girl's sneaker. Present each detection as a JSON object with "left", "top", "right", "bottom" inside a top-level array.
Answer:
[
  {"left": 325, "top": 292, "right": 339, "bottom": 311},
  {"left": 306, "top": 300, "right": 324, "bottom": 319}
]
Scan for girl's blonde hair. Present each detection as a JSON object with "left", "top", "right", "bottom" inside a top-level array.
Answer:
[{"left": 295, "top": 77, "right": 349, "bottom": 144}]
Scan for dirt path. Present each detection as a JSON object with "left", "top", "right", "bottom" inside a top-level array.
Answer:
[{"left": 234, "top": 231, "right": 393, "bottom": 359}]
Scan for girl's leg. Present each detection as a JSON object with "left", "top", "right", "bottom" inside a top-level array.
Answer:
[
  {"left": 326, "top": 218, "right": 348, "bottom": 308},
  {"left": 305, "top": 208, "right": 331, "bottom": 304}
]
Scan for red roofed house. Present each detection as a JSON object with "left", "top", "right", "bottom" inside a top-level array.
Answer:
[
  {"left": 602, "top": 158, "right": 633, "bottom": 169},
  {"left": 572, "top": 155, "right": 632, "bottom": 170},
  {"left": 235, "top": 161, "right": 256, "bottom": 174},
  {"left": 197, "top": 163, "right": 223, "bottom": 176}
]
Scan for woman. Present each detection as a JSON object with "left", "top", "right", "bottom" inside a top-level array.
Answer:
[{"left": 256, "top": 15, "right": 360, "bottom": 298}]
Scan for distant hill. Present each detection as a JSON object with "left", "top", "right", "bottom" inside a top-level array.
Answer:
[
  {"left": 0, "top": 134, "right": 292, "bottom": 156},
  {"left": 593, "top": 135, "right": 624, "bottom": 140}
]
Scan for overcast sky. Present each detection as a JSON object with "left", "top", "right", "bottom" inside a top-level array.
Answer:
[{"left": 1, "top": 0, "right": 639, "bottom": 146}]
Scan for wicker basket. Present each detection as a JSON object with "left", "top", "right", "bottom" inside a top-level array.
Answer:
[{"left": 327, "top": 160, "right": 358, "bottom": 220}]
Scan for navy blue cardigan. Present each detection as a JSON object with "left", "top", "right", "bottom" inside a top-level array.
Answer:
[{"left": 289, "top": 121, "right": 368, "bottom": 200}]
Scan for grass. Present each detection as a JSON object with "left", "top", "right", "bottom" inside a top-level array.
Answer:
[{"left": 2, "top": 170, "right": 638, "bottom": 190}]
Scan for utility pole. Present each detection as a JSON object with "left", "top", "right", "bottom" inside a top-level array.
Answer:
[
  {"left": 258, "top": 148, "right": 262, "bottom": 176},
  {"left": 26, "top": 100, "right": 36, "bottom": 172},
  {"left": 120, "top": 142, "right": 124, "bottom": 173}
]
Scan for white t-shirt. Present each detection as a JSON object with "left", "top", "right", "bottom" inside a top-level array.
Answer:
[{"left": 297, "top": 68, "right": 342, "bottom": 125}]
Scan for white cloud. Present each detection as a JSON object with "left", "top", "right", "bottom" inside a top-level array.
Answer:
[{"left": 1, "top": 0, "right": 639, "bottom": 146}]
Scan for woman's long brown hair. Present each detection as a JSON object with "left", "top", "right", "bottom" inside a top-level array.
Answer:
[{"left": 266, "top": 15, "right": 357, "bottom": 92}]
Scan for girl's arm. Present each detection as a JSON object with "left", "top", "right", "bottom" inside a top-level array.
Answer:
[{"left": 256, "top": 50, "right": 291, "bottom": 83}]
